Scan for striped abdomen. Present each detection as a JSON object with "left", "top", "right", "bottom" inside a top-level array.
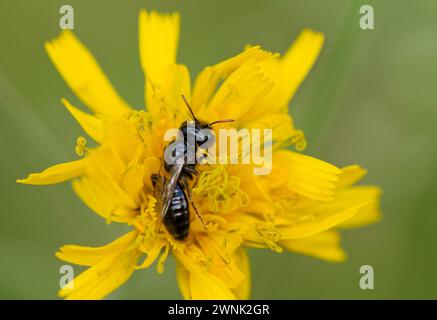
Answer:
[{"left": 163, "top": 183, "right": 190, "bottom": 241}]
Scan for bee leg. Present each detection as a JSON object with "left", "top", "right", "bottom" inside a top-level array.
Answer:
[
  {"left": 189, "top": 174, "right": 200, "bottom": 190},
  {"left": 184, "top": 166, "right": 198, "bottom": 177},
  {"left": 184, "top": 166, "right": 201, "bottom": 188},
  {"left": 181, "top": 176, "right": 207, "bottom": 231}
]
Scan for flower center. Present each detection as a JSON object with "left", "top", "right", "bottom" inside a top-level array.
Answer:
[{"left": 193, "top": 165, "right": 249, "bottom": 213}]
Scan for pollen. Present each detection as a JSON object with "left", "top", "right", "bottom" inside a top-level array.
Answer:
[
  {"left": 193, "top": 165, "right": 249, "bottom": 213},
  {"left": 255, "top": 221, "right": 283, "bottom": 253},
  {"left": 132, "top": 195, "right": 158, "bottom": 240}
]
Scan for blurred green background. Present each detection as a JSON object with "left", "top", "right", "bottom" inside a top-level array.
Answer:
[{"left": 1, "top": 0, "right": 436, "bottom": 299}]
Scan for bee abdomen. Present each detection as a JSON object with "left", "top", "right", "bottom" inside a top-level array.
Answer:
[{"left": 163, "top": 184, "right": 190, "bottom": 241}]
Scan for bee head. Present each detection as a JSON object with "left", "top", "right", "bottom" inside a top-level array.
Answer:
[{"left": 180, "top": 94, "right": 234, "bottom": 148}]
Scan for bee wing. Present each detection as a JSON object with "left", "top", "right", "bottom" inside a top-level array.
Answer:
[{"left": 160, "top": 157, "right": 185, "bottom": 219}]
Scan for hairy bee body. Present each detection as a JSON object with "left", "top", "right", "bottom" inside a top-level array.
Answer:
[{"left": 163, "top": 120, "right": 208, "bottom": 179}]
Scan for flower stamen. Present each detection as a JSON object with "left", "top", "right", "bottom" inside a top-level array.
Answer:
[
  {"left": 193, "top": 166, "right": 249, "bottom": 213},
  {"left": 291, "top": 129, "right": 307, "bottom": 151},
  {"left": 75, "top": 136, "right": 89, "bottom": 156}
]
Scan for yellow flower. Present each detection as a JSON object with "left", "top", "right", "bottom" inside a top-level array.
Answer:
[{"left": 17, "top": 9, "right": 381, "bottom": 300}]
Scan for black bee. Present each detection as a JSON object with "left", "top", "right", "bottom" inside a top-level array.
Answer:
[
  {"left": 152, "top": 95, "right": 233, "bottom": 241},
  {"left": 151, "top": 173, "right": 190, "bottom": 240}
]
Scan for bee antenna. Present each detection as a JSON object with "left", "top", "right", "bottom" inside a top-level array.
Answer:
[
  {"left": 208, "top": 119, "right": 235, "bottom": 127},
  {"left": 181, "top": 94, "right": 197, "bottom": 120}
]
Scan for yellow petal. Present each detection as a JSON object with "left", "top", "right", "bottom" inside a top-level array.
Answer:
[
  {"left": 75, "top": 144, "right": 143, "bottom": 219},
  {"left": 189, "top": 270, "right": 236, "bottom": 300},
  {"left": 274, "top": 150, "right": 341, "bottom": 201},
  {"left": 59, "top": 250, "right": 139, "bottom": 300},
  {"left": 231, "top": 249, "right": 251, "bottom": 300},
  {"left": 139, "top": 10, "right": 180, "bottom": 118},
  {"left": 56, "top": 231, "right": 137, "bottom": 266},
  {"left": 192, "top": 46, "right": 275, "bottom": 111},
  {"left": 166, "top": 64, "right": 191, "bottom": 118},
  {"left": 239, "top": 57, "right": 281, "bottom": 119},
  {"left": 279, "top": 202, "right": 366, "bottom": 239},
  {"left": 17, "top": 159, "right": 85, "bottom": 185},
  {"left": 207, "top": 60, "right": 274, "bottom": 120},
  {"left": 146, "top": 63, "right": 191, "bottom": 121},
  {"left": 61, "top": 98, "right": 104, "bottom": 144},
  {"left": 45, "top": 30, "right": 131, "bottom": 117},
  {"left": 338, "top": 186, "right": 382, "bottom": 228},
  {"left": 139, "top": 10, "right": 179, "bottom": 84},
  {"left": 106, "top": 119, "right": 142, "bottom": 166},
  {"left": 247, "top": 113, "right": 296, "bottom": 146},
  {"left": 276, "top": 28, "right": 324, "bottom": 108},
  {"left": 174, "top": 250, "right": 237, "bottom": 300},
  {"left": 72, "top": 147, "right": 140, "bottom": 222},
  {"left": 175, "top": 262, "right": 191, "bottom": 300},
  {"left": 196, "top": 234, "right": 246, "bottom": 288},
  {"left": 73, "top": 175, "right": 138, "bottom": 223},
  {"left": 280, "top": 231, "right": 346, "bottom": 262},
  {"left": 135, "top": 240, "right": 164, "bottom": 270},
  {"left": 337, "top": 165, "right": 368, "bottom": 188},
  {"left": 120, "top": 145, "right": 146, "bottom": 205}
]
